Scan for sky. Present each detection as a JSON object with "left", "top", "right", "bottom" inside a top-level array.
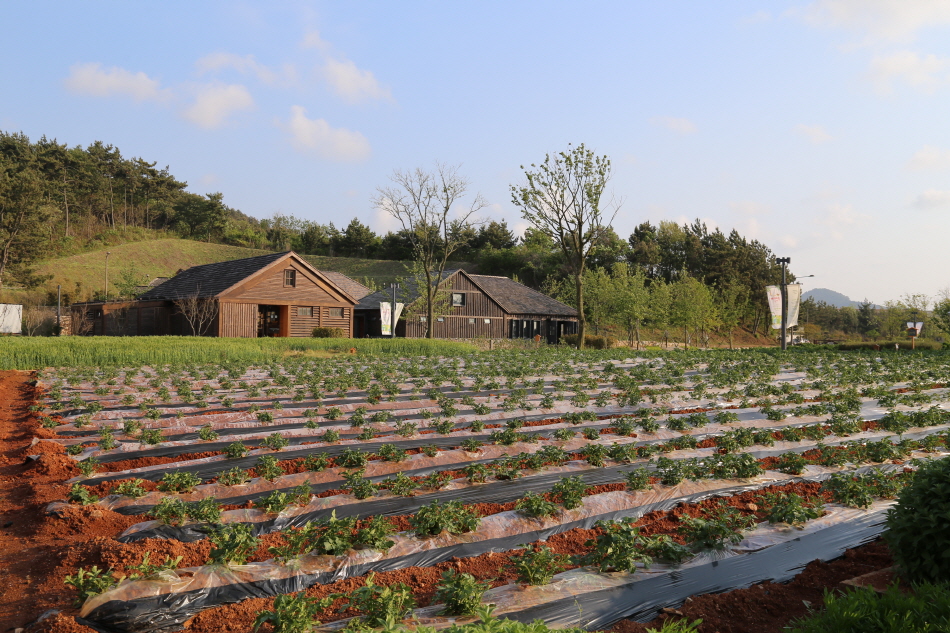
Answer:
[{"left": 2, "top": 1, "right": 950, "bottom": 305}]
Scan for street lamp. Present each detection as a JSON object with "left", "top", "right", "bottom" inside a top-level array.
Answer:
[
  {"left": 104, "top": 251, "right": 111, "bottom": 302},
  {"left": 906, "top": 310, "right": 923, "bottom": 350}
]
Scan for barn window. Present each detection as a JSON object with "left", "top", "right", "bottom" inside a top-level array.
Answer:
[
  {"left": 437, "top": 317, "right": 445, "bottom": 322},
  {"left": 420, "top": 316, "right": 427, "bottom": 322},
  {"left": 328, "top": 307, "right": 343, "bottom": 318},
  {"left": 468, "top": 318, "right": 476, "bottom": 324},
  {"left": 484, "top": 319, "right": 490, "bottom": 324},
  {"left": 451, "top": 293, "right": 465, "bottom": 306},
  {"left": 298, "top": 306, "right": 313, "bottom": 317},
  {"left": 283, "top": 269, "right": 296, "bottom": 287}
]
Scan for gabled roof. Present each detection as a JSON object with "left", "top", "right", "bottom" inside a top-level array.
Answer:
[
  {"left": 138, "top": 252, "right": 289, "bottom": 300},
  {"left": 321, "top": 271, "right": 373, "bottom": 301},
  {"left": 354, "top": 269, "right": 577, "bottom": 317},
  {"left": 468, "top": 274, "right": 578, "bottom": 317},
  {"left": 137, "top": 251, "right": 358, "bottom": 304},
  {"left": 354, "top": 270, "right": 457, "bottom": 310}
]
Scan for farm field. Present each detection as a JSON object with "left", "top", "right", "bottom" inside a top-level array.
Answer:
[{"left": 1, "top": 346, "right": 948, "bottom": 632}]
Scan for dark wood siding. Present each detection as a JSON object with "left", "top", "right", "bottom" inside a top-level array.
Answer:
[
  {"left": 227, "top": 263, "right": 349, "bottom": 306},
  {"left": 219, "top": 302, "right": 258, "bottom": 338}
]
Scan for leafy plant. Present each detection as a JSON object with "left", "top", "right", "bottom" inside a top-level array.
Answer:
[
  {"left": 378, "top": 443, "right": 407, "bottom": 463},
  {"left": 207, "top": 523, "right": 259, "bottom": 566},
  {"left": 785, "top": 583, "right": 950, "bottom": 633},
  {"left": 421, "top": 444, "right": 439, "bottom": 457},
  {"left": 383, "top": 472, "right": 418, "bottom": 497},
  {"left": 410, "top": 499, "right": 481, "bottom": 537},
  {"left": 433, "top": 569, "right": 491, "bottom": 616},
  {"left": 310, "top": 511, "right": 358, "bottom": 555},
  {"left": 255, "top": 455, "right": 285, "bottom": 481},
  {"left": 253, "top": 592, "right": 334, "bottom": 633},
  {"left": 67, "top": 483, "right": 99, "bottom": 505},
  {"left": 342, "top": 469, "right": 379, "bottom": 500},
  {"left": 774, "top": 452, "right": 807, "bottom": 475},
  {"left": 255, "top": 490, "right": 292, "bottom": 514},
  {"left": 493, "top": 456, "right": 523, "bottom": 480},
  {"left": 151, "top": 497, "right": 189, "bottom": 526},
  {"left": 355, "top": 515, "right": 398, "bottom": 551},
  {"left": 760, "top": 492, "right": 823, "bottom": 526},
  {"left": 338, "top": 573, "right": 416, "bottom": 627},
  {"left": 461, "top": 438, "right": 484, "bottom": 453},
  {"left": 821, "top": 472, "right": 875, "bottom": 509},
  {"left": 553, "top": 428, "right": 576, "bottom": 441},
  {"left": 582, "top": 443, "right": 608, "bottom": 467},
  {"left": 157, "top": 470, "right": 202, "bottom": 493},
  {"left": 678, "top": 502, "right": 756, "bottom": 551},
  {"left": 223, "top": 441, "right": 249, "bottom": 459},
  {"left": 198, "top": 424, "right": 219, "bottom": 441},
  {"left": 304, "top": 454, "right": 331, "bottom": 471},
  {"left": 510, "top": 544, "right": 568, "bottom": 585},
  {"left": 261, "top": 432, "right": 290, "bottom": 451},
  {"left": 464, "top": 462, "right": 490, "bottom": 483},
  {"left": 64, "top": 566, "right": 117, "bottom": 607},
  {"left": 338, "top": 447, "right": 370, "bottom": 468},
  {"left": 582, "top": 427, "right": 601, "bottom": 440},
  {"left": 625, "top": 468, "right": 652, "bottom": 491},
  {"left": 582, "top": 517, "right": 653, "bottom": 572},
  {"left": 140, "top": 428, "right": 163, "bottom": 445},
  {"left": 886, "top": 456, "right": 950, "bottom": 584},
  {"left": 516, "top": 492, "right": 559, "bottom": 518},
  {"left": 420, "top": 471, "right": 453, "bottom": 490},
  {"left": 640, "top": 533, "right": 692, "bottom": 565},
  {"left": 218, "top": 467, "right": 250, "bottom": 486},
  {"left": 646, "top": 618, "right": 704, "bottom": 633},
  {"left": 551, "top": 476, "right": 588, "bottom": 510},
  {"left": 125, "top": 552, "right": 183, "bottom": 580}
]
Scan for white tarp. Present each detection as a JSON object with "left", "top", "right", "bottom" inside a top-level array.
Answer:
[{"left": 0, "top": 304, "right": 22, "bottom": 334}]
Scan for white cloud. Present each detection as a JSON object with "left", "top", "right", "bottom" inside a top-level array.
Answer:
[
  {"left": 814, "top": 202, "right": 868, "bottom": 239},
  {"left": 800, "top": 0, "right": 950, "bottom": 43},
  {"left": 912, "top": 189, "right": 950, "bottom": 209},
  {"left": 779, "top": 235, "right": 799, "bottom": 248},
  {"left": 796, "top": 124, "right": 833, "bottom": 144},
  {"left": 651, "top": 116, "right": 697, "bottom": 134},
  {"left": 196, "top": 52, "right": 294, "bottom": 85},
  {"left": 284, "top": 105, "right": 371, "bottom": 162},
  {"left": 908, "top": 145, "right": 950, "bottom": 170},
  {"left": 64, "top": 62, "right": 168, "bottom": 102},
  {"left": 868, "top": 50, "right": 949, "bottom": 93},
  {"left": 301, "top": 30, "right": 332, "bottom": 53},
  {"left": 181, "top": 83, "right": 255, "bottom": 129},
  {"left": 322, "top": 58, "right": 392, "bottom": 104}
]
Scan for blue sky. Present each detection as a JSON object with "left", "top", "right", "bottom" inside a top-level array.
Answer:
[{"left": 3, "top": 1, "right": 950, "bottom": 305}]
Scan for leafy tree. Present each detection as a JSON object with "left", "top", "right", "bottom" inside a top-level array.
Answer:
[{"left": 511, "top": 143, "right": 618, "bottom": 348}]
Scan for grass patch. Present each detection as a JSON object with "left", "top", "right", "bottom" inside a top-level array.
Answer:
[{"left": 0, "top": 336, "right": 478, "bottom": 369}]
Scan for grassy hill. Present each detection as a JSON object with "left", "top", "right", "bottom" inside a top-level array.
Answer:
[{"left": 34, "top": 238, "right": 420, "bottom": 299}]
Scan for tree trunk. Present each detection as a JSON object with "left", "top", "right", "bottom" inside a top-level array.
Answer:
[
  {"left": 729, "top": 327, "right": 734, "bottom": 350},
  {"left": 635, "top": 323, "right": 641, "bottom": 351},
  {"left": 684, "top": 326, "right": 689, "bottom": 350},
  {"left": 575, "top": 269, "right": 585, "bottom": 349},
  {"left": 425, "top": 270, "right": 435, "bottom": 339}
]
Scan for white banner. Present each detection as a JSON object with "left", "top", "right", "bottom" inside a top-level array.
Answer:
[
  {"left": 766, "top": 286, "right": 782, "bottom": 329},
  {"left": 786, "top": 284, "right": 802, "bottom": 329},
  {"left": 0, "top": 304, "right": 22, "bottom": 334},
  {"left": 380, "top": 302, "right": 404, "bottom": 336}
]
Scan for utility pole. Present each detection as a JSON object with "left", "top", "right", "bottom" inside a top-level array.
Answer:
[
  {"left": 56, "top": 284, "right": 61, "bottom": 335},
  {"left": 777, "top": 257, "right": 791, "bottom": 351},
  {"left": 104, "top": 251, "right": 111, "bottom": 301}
]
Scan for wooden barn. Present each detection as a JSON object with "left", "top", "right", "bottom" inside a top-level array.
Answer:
[
  {"left": 71, "top": 251, "right": 372, "bottom": 337},
  {"left": 354, "top": 269, "right": 578, "bottom": 343}
]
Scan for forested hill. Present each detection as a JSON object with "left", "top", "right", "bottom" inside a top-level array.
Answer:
[{"left": 3, "top": 130, "right": 788, "bottom": 334}]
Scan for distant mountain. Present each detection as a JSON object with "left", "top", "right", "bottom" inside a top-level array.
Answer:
[{"left": 802, "top": 287, "right": 874, "bottom": 308}]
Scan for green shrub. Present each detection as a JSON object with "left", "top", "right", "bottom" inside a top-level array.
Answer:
[
  {"left": 67, "top": 483, "right": 99, "bottom": 505},
  {"left": 255, "top": 455, "right": 285, "bottom": 481},
  {"left": 338, "top": 447, "right": 370, "bottom": 468},
  {"left": 311, "top": 327, "right": 346, "bottom": 338},
  {"left": 433, "top": 569, "right": 490, "bottom": 616},
  {"left": 646, "top": 618, "right": 703, "bottom": 633},
  {"left": 551, "top": 476, "right": 588, "bottom": 510},
  {"left": 582, "top": 517, "right": 652, "bottom": 572},
  {"left": 223, "top": 441, "right": 249, "bottom": 459},
  {"left": 261, "top": 432, "right": 290, "bottom": 451},
  {"left": 625, "top": 468, "right": 652, "bottom": 491},
  {"left": 255, "top": 490, "right": 292, "bottom": 514},
  {"left": 886, "top": 456, "right": 950, "bottom": 584},
  {"left": 218, "top": 467, "right": 250, "bottom": 486},
  {"left": 760, "top": 492, "right": 823, "bottom": 526},
  {"left": 786, "top": 583, "right": 950, "bottom": 633},
  {"left": 151, "top": 497, "right": 189, "bottom": 525},
  {"left": 355, "top": 515, "right": 398, "bottom": 551},
  {"left": 342, "top": 469, "right": 379, "bottom": 500}
]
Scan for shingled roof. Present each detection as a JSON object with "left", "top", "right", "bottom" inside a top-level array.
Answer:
[
  {"left": 468, "top": 274, "right": 577, "bottom": 317},
  {"left": 354, "top": 269, "right": 577, "bottom": 317},
  {"left": 321, "top": 271, "right": 373, "bottom": 301},
  {"left": 137, "top": 251, "right": 290, "bottom": 300}
]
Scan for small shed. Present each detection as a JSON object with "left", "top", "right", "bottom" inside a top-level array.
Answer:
[
  {"left": 354, "top": 269, "right": 578, "bottom": 343},
  {"left": 71, "top": 251, "right": 370, "bottom": 337}
]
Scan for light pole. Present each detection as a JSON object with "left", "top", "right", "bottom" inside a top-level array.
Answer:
[
  {"left": 104, "top": 251, "right": 111, "bottom": 302},
  {"left": 777, "top": 257, "right": 790, "bottom": 350}
]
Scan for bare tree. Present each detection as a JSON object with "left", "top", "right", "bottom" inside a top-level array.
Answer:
[
  {"left": 373, "top": 164, "right": 486, "bottom": 338},
  {"left": 174, "top": 291, "right": 218, "bottom": 336},
  {"left": 510, "top": 143, "right": 619, "bottom": 348},
  {"left": 71, "top": 306, "right": 93, "bottom": 335}
]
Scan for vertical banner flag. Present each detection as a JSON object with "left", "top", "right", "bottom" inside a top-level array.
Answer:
[
  {"left": 766, "top": 285, "right": 782, "bottom": 329},
  {"left": 786, "top": 284, "right": 802, "bottom": 329},
  {"left": 380, "top": 302, "right": 392, "bottom": 335},
  {"left": 380, "top": 302, "right": 405, "bottom": 336}
]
